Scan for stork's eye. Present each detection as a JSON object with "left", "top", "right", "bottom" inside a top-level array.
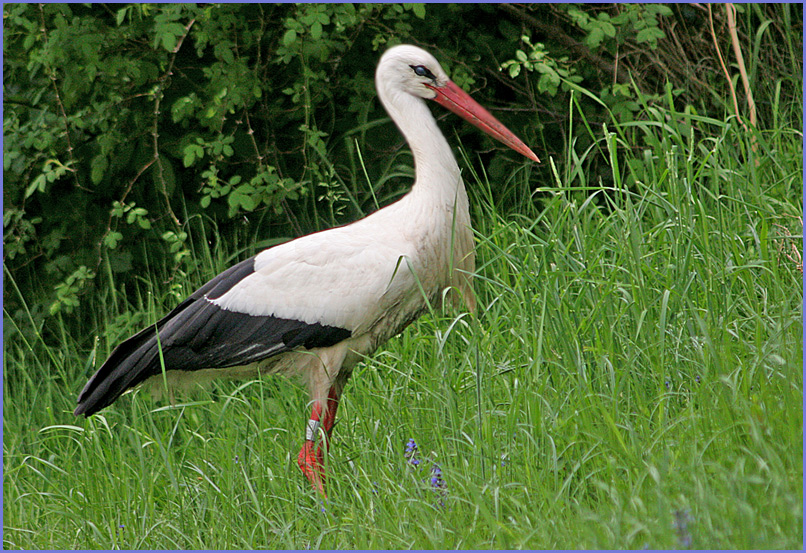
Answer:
[{"left": 410, "top": 65, "right": 436, "bottom": 80}]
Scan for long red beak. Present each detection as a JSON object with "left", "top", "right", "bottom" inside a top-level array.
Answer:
[{"left": 427, "top": 80, "right": 539, "bottom": 163}]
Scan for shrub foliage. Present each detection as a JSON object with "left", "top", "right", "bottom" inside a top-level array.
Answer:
[{"left": 3, "top": 3, "right": 801, "bottom": 344}]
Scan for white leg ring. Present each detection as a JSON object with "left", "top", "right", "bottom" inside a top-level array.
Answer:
[{"left": 306, "top": 418, "right": 321, "bottom": 441}]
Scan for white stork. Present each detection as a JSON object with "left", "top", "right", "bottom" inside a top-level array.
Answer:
[{"left": 74, "top": 44, "right": 539, "bottom": 495}]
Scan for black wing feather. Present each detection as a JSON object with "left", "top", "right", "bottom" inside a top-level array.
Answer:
[{"left": 74, "top": 255, "right": 351, "bottom": 416}]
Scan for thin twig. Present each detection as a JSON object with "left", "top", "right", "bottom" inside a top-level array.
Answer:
[
  {"left": 708, "top": 4, "right": 758, "bottom": 163},
  {"left": 37, "top": 4, "right": 89, "bottom": 192},
  {"left": 707, "top": 3, "right": 760, "bottom": 165},
  {"left": 725, "top": 3, "right": 757, "bottom": 129},
  {"left": 95, "top": 18, "right": 196, "bottom": 270},
  {"left": 707, "top": 4, "right": 746, "bottom": 131},
  {"left": 152, "top": 18, "right": 196, "bottom": 229}
]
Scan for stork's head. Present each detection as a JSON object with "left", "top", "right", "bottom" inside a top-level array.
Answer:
[
  {"left": 376, "top": 44, "right": 539, "bottom": 163},
  {"left": 376, "top": 44, "right": 450, "bottom": 101}
]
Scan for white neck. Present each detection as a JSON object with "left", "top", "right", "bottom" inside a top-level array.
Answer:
[{"left": 377, "top": 84, "right": 462, "bottom": 204}]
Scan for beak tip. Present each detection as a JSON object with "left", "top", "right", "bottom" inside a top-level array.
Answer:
[{"left": 521, "top": 148, "right": 540, "bottom": 164}]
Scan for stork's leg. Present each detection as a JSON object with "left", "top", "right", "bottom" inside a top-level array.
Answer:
[
  {"left": 297, "top": 385, "right": 343, "bottom": 495},
  {"left": 320, "top": 385, "right": 341, "bottom": 438}
]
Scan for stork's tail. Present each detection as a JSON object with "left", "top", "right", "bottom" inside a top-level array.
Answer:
[{"left": 74, "top": 327, "right": 163, "bottom": 416}]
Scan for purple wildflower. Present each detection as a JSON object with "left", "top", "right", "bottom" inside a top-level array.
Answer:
[
  {"left": 430, "top": 463, "right": 447, "bottom": 508},
  {"left": 673, "top": 509, "right": 693, "bottom": 549},
  {"left": 430, "top": 464, "right": 446, "bottom": 489},
  {"left": 402, "top": 439, "right": 449, "bottom": 507},
  {"left": 404, "top": 438, "right": 420, "bottom": 466}
]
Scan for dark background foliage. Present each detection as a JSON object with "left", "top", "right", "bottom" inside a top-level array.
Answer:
[{"left": 3, "top": 3, "right": 801, "bottom": 347}]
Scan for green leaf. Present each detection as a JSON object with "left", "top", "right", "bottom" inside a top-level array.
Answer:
[
  {"left": 25, "top": 174, "right": 47, "bottom": 198},
  {"left": 283, "top": 29, "right": 297, "bottom": 47},
  {"left": 586, "top": 27, "right": 605, "bottom": 49},
  {"left": 103, "top": 231, "right": 123, "bottom": 249},
  {"left": 311, "top": 21, "right": 322, "bottom": 40},
  {"left": 23, "top": 33, "right": 35, "bottom": 51},
  {"left": 115, "top": 6, "right": 129, "bottom": 26},
  {"left": 90, "top": 155, "right": 108, "bottom": 185},
  {"left": 183, "top": 144, "right": 204, "bottom": 167},
  {"left": 160, "top": 30, "right": 177, "bottom": 52},
  {"left": 645, "top": 4, "right": 673, "bottom": 16},
  {"left": 636, "top": 26, "right": 664, "bottom": 46}
]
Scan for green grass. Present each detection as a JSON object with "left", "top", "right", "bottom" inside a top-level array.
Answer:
[{"left": 3, "top": 89, "right": 802, "bottom": 549}]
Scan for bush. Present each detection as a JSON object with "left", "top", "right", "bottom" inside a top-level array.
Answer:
[{"left": 3, "top": 3, "right": 801, "bottom": 347}]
